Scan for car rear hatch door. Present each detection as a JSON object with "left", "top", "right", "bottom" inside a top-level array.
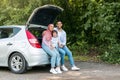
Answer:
[{"left": 26, "top": 5, "right": 63, "bottom": 29}]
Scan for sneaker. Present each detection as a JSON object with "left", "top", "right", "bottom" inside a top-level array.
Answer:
[
  {"left": 50, "top": 68, "right": 57, "bottom": 74},
  {"left": 71, "top": 66, "right": 80, "bottom": 71},
  {"left": 61, "top": 65, "right": 68, "bottom": 71},
  {"left": 55, "top": 68, "right": 62, "bottom": 73}
]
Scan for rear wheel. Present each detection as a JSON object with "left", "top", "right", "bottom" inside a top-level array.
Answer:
[{"left": 8, "top": 53, "right": 27, "bottom": 74}]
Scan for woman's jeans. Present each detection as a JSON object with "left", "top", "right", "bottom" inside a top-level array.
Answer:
[
  {"left": 42, "top": 43, "right": 61, "bottom": 68},
  {"left": 59, "top": 45, "right": 75, "bottom": 67}
]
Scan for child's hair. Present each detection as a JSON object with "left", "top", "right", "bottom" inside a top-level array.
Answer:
[{"left": 52, "top": 30, "right": 58, "bottom": 37}]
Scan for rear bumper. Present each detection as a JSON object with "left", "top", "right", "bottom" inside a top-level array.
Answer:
[
  {"left": 29, "top": 55, "right": 50, "bottom": 67},
  {"left": 26, "top": 48, "right": 50, "bottom": 67}
]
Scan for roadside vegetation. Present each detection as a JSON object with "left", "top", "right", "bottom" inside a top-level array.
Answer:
[{"left": 0, "top": 0, "right": 120, "bottom": 64}]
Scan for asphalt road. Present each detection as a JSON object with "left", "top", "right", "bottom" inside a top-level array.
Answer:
[{"left": 0, "top": 61, "right": 120, "bottom": 80}]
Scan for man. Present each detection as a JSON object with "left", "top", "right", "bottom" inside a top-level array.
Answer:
[{"left": 54, "top": 21, "right": 80, "bottom": 71}]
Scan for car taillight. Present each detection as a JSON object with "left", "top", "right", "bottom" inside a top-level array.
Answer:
[{"left": 26, "top": 30, "right": 41, "bottom": 48}]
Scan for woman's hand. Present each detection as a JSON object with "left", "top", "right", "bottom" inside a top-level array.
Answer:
[{"left": 50, "top": 45, "right": 54, "bottom": 50}]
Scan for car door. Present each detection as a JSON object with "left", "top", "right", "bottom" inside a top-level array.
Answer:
[
  {"left": 0, "top": 28, "right": 14, "bottom": 66},
  {"left": 26, "top": 5, "right": 63, "bottom": 27}
]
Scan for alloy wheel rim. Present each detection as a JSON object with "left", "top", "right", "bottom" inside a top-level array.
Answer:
[{"left": 11, "top": 56, "right": 23, "bottom": 71}]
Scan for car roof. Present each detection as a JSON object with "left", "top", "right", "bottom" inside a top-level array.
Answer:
[{"left": 0, "top": 25, "right": 26, "bottom": 28}]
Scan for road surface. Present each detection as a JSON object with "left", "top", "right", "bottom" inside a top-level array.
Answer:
[{"left": 0, "top": 61, "right": 120, "bottom": 80}]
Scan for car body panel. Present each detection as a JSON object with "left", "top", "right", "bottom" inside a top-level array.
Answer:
[
  {"left": 0, "top": 25, "right": 50, "bottom": 67},
  {"left": 0, "top": 37, "right": 14, "bottom": 66}
]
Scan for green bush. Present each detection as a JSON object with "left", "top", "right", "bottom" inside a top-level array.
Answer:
[
  {"left": 66, "top": 2, "right": 120, "bottom": 64},
  {"left": 100, "top": 44, "right": 120, "bottom": 64}
]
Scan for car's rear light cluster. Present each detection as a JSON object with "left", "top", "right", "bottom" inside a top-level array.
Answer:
[{"left": 26, "top": 30, "right": 41, "bottom": 48}]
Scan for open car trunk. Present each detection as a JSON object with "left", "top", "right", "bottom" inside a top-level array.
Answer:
[{"left": 26, "top": 5, "right": 63, "bottom": 44}]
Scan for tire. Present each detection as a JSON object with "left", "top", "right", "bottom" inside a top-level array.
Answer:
[{"left": 8, "top": 53, "right": 27, "bottom": 74}]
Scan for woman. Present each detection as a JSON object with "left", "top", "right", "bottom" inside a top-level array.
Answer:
[{"left": 42, "top": 24, "right": 62, "bottom": 74}]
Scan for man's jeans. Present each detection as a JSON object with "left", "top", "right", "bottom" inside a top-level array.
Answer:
[
  {"left": 59, "top": 46, "right": 75, "bottom": 67},
  {"left": 42, "top": 43, "right": 61, "bottom": 67}
]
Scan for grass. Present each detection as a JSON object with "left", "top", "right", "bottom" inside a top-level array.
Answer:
[{"left": 65, "top": 55, "right": 101, "bottom": 62}]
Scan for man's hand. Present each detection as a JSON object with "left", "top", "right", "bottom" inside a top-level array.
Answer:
[{"left": 59, "top": 44, "right": 64, "bottom": 48}]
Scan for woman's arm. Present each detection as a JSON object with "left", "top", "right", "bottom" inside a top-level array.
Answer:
[{"left": 42, "top": 31, "right": 51, "bottom": 47}]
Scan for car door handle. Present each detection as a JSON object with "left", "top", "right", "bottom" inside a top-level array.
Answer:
[{"left": 7, "top": 43, "right": 13, "bottom": 46}]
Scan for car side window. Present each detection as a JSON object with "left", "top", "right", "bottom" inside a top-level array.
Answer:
[
  {"left": 13, "top": 27, "right": 21, "bottom": 36},
  {"left": 0, "top": 27, "right": 21, "bottom": 39},
  {"left": 0, "top": 28, "right": 13, "bottom": 39}
]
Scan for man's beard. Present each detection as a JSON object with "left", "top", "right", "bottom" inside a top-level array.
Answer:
[{"left": 57, "top": 27, "right": 62, "bottom": 29}]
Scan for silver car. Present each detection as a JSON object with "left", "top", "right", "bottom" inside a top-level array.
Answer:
[{"left": 0, "top": 5, "right": 63, "bottom": 74}]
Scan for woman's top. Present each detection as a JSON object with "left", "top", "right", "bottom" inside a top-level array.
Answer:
[{"left": 42, "top": 29, "right": 52, "bottom": 47}]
